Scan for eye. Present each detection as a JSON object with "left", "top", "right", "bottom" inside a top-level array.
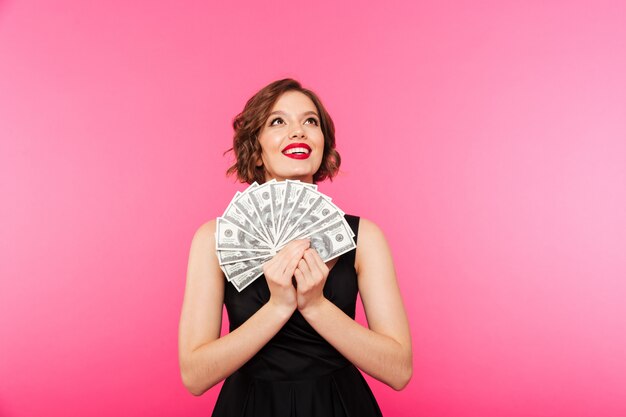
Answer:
[
  {"left": 269, "top": 117, "right": 284, "bottom": 126},
  {"left": 305, "top": 117, "right": 319, "bottom": 126}
]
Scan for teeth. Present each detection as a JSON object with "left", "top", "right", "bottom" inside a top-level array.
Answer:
[{"left": 284, "top": 147, "right": 310, "bottom": 155}]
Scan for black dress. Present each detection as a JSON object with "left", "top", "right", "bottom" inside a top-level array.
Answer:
[{"left": 212, "top": 215, "right": 383, "bottom": 417}]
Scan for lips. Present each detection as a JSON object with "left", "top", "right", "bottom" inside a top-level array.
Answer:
[{"left": 282, "top": 143, "right": 312, "bottom": 160}]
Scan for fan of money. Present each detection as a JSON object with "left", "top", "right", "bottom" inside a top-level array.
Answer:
[{"left": 216, "top": 179, "right": 357, "bottom": 292}]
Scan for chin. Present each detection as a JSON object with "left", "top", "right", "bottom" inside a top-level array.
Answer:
[{"left": 283, "top": 168, "right": 315, "bottom": 177}]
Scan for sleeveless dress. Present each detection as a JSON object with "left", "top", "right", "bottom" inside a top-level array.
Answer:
[{"left": 212, "top": 215, "right": 383, "bottom": 417}]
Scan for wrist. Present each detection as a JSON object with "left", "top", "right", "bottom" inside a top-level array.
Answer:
[
  {"left": 267, "top": 297, "right": 297, "bottom": 319},
  {"left": 298, "top": 296, "right": 329, "bottom": 320}
]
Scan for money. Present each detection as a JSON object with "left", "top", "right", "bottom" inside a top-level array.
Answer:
[
  {"left": 216, "top": 179, "right": 356, "bottom": 292},
  {"left": 308, "top": 220, "right": 356, "bottom": 261},
  {"left": 215, "top": 218, "right": 271, "bottom": 251}
]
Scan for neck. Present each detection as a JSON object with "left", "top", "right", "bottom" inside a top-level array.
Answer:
[{"left": 265, "top": 174, "right": 314, "bottom": 184}]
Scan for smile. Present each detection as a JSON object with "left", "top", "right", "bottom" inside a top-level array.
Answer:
[{"left": 282, "top": 143, "right": 311, "bottom": 160}]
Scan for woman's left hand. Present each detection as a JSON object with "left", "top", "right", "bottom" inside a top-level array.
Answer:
[{"left": 293, "top": 248, "right": 329, "bottom": 312}]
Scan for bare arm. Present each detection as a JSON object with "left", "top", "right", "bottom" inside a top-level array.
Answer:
[
  {"left": 294, "top": 218, "right": 412, "bottom": 390},
  {"left": 178, "top": 220, "right": 309, "bottom": 395}
]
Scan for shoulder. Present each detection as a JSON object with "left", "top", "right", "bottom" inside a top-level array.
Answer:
[
  {"left": 356, "top": 217, "right": 385, "bottom": 239},
  {"left": 343, "top": 215, "right": 385, "bottom": 240},
  {"left": 354, "top": 217, "right": 392, "bottom": 274},
  {"left": 194, "top": 219, "right": 217, "bottom": 238},
  {"left": 189, "top": 219, "right": 218, "bottom": 254}
]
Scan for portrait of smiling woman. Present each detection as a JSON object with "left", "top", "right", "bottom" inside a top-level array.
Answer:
[{"left": 178, "top": 79, "right": 412, "bottom": 417}]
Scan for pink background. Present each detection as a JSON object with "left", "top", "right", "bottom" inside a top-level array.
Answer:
[{"left": 1, "top": 1, "right": 625, "bottom": 416}]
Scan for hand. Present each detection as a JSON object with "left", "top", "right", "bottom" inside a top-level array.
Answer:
[
  {"left": 262, "top": 239, "right": 310, "bottom": 314},
  {"left": 294, "top": 248, "right": 330, "bottom": 312}
]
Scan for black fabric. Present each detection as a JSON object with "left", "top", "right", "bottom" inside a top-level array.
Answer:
[{"left": 213, "top": 215, "right": 383, "bottom": 417}]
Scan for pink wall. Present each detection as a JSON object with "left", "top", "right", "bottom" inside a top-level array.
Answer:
[{"left": 1, "top": 1, "right": 625, "bottom": 416}]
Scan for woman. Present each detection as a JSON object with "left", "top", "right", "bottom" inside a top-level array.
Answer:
[{"left": 178, "top": 79, "right": 412, "bottom": 416}]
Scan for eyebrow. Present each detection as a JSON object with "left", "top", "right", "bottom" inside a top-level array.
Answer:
[{"left": 268, "top": 110, "right": 319, "bottom": 118}]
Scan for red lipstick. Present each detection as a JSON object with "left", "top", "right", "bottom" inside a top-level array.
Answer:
[{"left": 282, "top": 143, "right": 312, "bottom": 160}]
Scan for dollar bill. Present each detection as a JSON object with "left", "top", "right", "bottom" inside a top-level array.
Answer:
[
  {"left": 278, "top": 195, "right": 344, "bottom": 245},
  {"left": 274, "top": 180, "right": 303, "bottom": 238},
  {"left": 247, "top": 181, "right": 277, "bottom": 243},
  {"left": 307, "top": 220, "right": 357, "bottom": 262},
  {"left": 216, "top": 180, "right": 357, "bottom": 292},
  {"left": 215, "top": 217, "right": 271, "bottom": 251},
  {"left": 230, "top": 265, "right": 265, "bottom": 292},
  {"left": 222, "top": 256, "right": 271, "bottom": 282},
  {"left": 269, "top": 180, "right": 286, "bottom": 237},
  {"left": 217, "top": 249, "right": 272, "bottom": 265},
  {"left": 233, "top": 191, "right": 273, "bottom": 244},
  {"left": 276, "top": 185, "right": 320, "bottom": 245},
  {"left": 222, "top": 194, "right": 271, "bottom": 246}
]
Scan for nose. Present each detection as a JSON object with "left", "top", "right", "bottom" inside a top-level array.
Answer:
[{"left": 289, "top": 127, "right": 306, "bottom": 139}]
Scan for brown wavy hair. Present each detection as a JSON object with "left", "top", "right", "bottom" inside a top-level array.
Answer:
[{"left": 225, "top": 79, "right": 341, "bottom": 184}]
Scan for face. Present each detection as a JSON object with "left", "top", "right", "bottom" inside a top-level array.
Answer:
[{"left": 256, "top": 90, "right": 324, "bottom": 183}]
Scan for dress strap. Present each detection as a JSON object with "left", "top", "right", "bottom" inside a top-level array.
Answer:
[
  {"left": 343, "top": 214, "right": 360, "bottom": 245},
  {"left": 343, "top": 214, "right": 360, "bottom": 268}
]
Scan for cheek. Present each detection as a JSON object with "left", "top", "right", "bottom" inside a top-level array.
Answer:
[
  {"left": 258, "top": 149, "right": 274, "bottom": 166},
  {"left": 316, "top": 139, "right": 326, "bottom": 160},
  {"left": 256, "top": 138, "right": 273, "bottom": 163}
]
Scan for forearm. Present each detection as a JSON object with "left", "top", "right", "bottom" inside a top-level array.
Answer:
[
  {"left": 300, "top": 298, "right": 412, "bottom": 390},
  {"left": 182, "top": 301, "right": 293, "bottom": 395}
]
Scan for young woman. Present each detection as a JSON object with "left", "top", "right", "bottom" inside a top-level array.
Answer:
[{"left": 178, "top": 79, "right": 412, "bottom": 416}]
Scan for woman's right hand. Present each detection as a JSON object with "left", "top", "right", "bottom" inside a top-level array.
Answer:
[{"left": 262, "top": 239, "right": 310, "bottom": 314}]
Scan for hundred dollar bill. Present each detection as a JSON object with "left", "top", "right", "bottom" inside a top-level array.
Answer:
[
  {"left": 222, "top": 194, "right": 271, "bottom": 246},
  {"left": 269, "top": 180, "right": 287, "bottom": 238},
  {"left": 278, "top": 195, "right": 344, "bottom": 245},
  {"left": 247, "top": 180, "right": 277, "bottom": 243},
  {"left": 217, "top": 249, "right": 272, "bottom": 265},
  {"left": 222, "top": 255, "right": 271, "bottom": 282},
  {"left": 275, "top": 180, "right": 305, "bottom": 238},
  {"left": 283, "top": 211, "right": 342, "bottom": 243},
  {"left": 215, "top": 217, "right": 272, "bottom": 251},
  {"left": 307, "top": 220, "right": 357, "bottom": 262},
  {"left": 233, "top": 191, "right": 273, "bottom": 244},
  {"left": 230, "top": 265, "right": 265, "bottom": 292},
  {"left": 276, "top": 186, "right": 324, "bottom": 245}
]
